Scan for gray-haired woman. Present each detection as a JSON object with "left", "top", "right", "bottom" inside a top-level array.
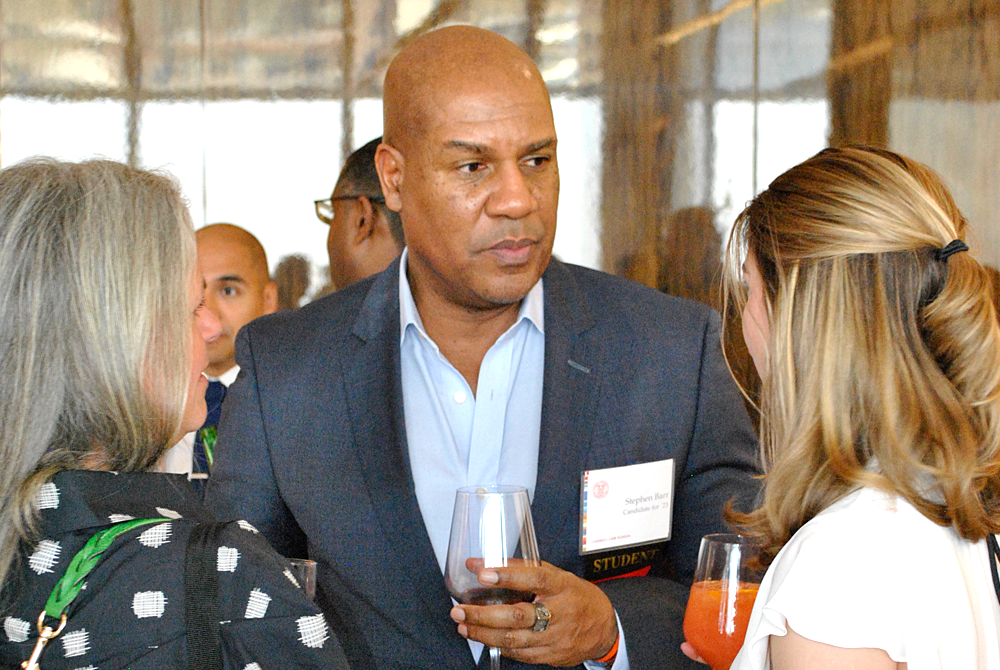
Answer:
[{"left": 0, "top": 159, "right": 347, "bottom": 669}]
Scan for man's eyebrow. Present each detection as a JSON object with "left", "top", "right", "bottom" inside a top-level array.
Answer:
[
  {"left": 215, "top": 275, "right": 246, "bottom": 283},
  {"left": 524, "top": 138, "right": 556, "bottom": 154},
  {"left": 445, "top": 140, "right": 488, "bottom": 154},
  {"left": 443, "top": 138, "right": 557, "bottom": 155}
]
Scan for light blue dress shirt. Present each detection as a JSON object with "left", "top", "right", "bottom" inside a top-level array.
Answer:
[
  {"left": 399, "top": 249, "right": 545, "bottom": 574},
  {"left": 398, "top": 250, "right": 628, "bottom": 669}
]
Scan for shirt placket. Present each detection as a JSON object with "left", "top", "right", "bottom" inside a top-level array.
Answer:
[{"left": 465, "top": 329, "right": 515, "bottom": 487}]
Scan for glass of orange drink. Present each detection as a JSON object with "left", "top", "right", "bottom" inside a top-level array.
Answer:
[{"left": 682, "top": 534, "right": 761, "bottom": 670}]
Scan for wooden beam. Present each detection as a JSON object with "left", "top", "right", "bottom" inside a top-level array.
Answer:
[
  {"left": 121, "top": 0, "right": 141, "bottom": 167},
  {"left": 829, "top": 0, "right": 892, "bottom": 147},
  {"left": 600, "top": 0, "right": 667, "bottom": 285}
]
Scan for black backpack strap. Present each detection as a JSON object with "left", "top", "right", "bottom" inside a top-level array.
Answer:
[
  {"left": 988, "top": 534, "right": 1000, "bottom": 609},
  {"left": 986, "top": 533, "right": 1000, "bottom": 602},
  {"left": 185, "top": 522, "right": 228, "bottom": 670}
]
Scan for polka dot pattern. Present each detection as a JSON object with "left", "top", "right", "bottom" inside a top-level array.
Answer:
[
  {"left": 296, "top": 613, "right": 330, "bottom": 649},
  {"left": 138, "top": 522, "right": 172, "bottom": 548},
  {"left": 155, "top": 507, "right": 182, "bottom": 519},
  {"left": 28, "top": 539, "right": 61, "bottom": 575},
  {"left": 4, "top": 472, "right": 342, "bottom": 669},
  {"left": 4, "top": 616, "right": 29, "bottom": 643},
  {"left": 132, "top": 591, "right": 167, "bottom": 618},
  {"left": 237, "top": 520, "right": 260, "bottom": 534},
  {"left": 36, "top": 482, "right": 60, "bottom": 510},
  {"left": 217, "top": 546, "right": 240, "bottom": 572},
  {"left": 244, "top": 589, "right": 271, "bottom": 619},
  {"left": 61, "top": 629, "right": 91, "bottom": 658}
]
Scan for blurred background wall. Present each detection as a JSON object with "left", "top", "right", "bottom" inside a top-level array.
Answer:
[{"left": 2, "top": 0, "right": 997, "bottom": 297}]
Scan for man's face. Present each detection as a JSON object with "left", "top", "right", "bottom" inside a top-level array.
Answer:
[
  {"left": 389, "top": 79, "right": 558, "bottom": 310},
  {"left": 324, "top": 190, "right": 403, "bottom": 291},
  {"left": 325, "top": 194, "right": 362, "bottom": 289},
  {"left": 198, "top": 234, "right": 276, "bottom": 376}
]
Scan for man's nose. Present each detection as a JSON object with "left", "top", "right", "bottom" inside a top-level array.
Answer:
[
  {"left": 486, "top": 162, "right": 539, "bottom": 219},
  {"left": 199, "top": 305, "right": 222, "bottom": 341}
]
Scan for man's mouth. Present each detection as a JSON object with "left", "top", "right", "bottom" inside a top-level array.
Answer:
[
  {"left": 487, "top": 238, "right": 536, "bottom": 265},
  {"left": 206, "top": 332, "right": 228, "bottom": 346}
]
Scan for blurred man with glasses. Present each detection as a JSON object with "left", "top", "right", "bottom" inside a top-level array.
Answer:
[{"left": 316, "top": 136, "right": 404, "bottom": 290}]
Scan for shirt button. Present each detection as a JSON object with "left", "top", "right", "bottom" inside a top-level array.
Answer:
[{"left": 454, "top": 391, "right": 467, "bottom": 404}]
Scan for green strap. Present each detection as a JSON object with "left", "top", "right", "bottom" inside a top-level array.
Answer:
[{"left": 43, "top": 517, "right": 169, "bottom": 620}]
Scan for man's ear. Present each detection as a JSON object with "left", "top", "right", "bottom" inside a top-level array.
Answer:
[
  {"left": 375, "top": 142, "right": 404, "bottom": 212},
  {"left": 353, "top": 195, "right": 378, "bottom": 244},
  {"left": 262, "top": 281, "right": 278, "bottom": 315}
]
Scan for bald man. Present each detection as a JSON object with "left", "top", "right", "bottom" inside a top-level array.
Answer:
[
  {"left": 158, "top": 223, "right": 277, "bottom": 478},
  {"left": 208, "top": 26, "right": 759, "bottom": 670}
]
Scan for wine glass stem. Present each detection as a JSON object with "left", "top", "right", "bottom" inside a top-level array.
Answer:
[{"left": 490, "top": 645, "right": 501, "bottom": 670}]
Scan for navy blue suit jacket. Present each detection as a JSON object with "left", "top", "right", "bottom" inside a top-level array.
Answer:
[{"left": 206, "top": 258, "right": 760, "bottom": 669}]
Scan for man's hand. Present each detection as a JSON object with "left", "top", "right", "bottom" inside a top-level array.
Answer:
[{"left": 450, "top": 560, "right": 618, "bottom": 667}]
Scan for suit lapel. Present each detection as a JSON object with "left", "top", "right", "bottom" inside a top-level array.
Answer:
[
  {"left": 533, "top": 261, "right": 600, "bottom": 563},
  {"left": 343, "top": 261, "right": 474, "bottom": 668}
]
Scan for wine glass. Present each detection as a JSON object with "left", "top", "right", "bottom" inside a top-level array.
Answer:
[
  {"left": 287, "top": 558, "right": 317, "bottom": 600},
  {"left": 445, "top": 485, "right": 541, "bottom": 670},
  {"left": 682, "top": 534, "right": 763, "bottom": 670}
]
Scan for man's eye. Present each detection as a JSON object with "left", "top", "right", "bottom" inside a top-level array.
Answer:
[
  {"left": 459, "top": 161, "right": 485, "bottom": 174},
  {"left": 222, "top": 287, "right": 236, "bottom": 297},
  {"left": 524, "top": 155, "right": 549, "bottom": 168}
]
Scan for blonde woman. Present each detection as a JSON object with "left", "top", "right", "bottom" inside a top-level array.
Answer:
[
  {"left": 0, "top": 159, "right": 347, "bottom": 669},
  {"left": 686, "top": 147, "right": 1000, "bottom": 669}
]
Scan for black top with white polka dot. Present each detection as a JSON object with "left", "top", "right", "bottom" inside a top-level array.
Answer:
[{"left": 0, "top": 470, "right": 349, "bottom": 669}]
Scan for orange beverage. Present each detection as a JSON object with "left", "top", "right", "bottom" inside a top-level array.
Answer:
[{"left": 682, "top": 579, "right": 759, "bottom": 670}]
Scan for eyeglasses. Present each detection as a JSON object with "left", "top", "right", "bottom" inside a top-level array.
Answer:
[{"left": 314, "top": 194, "right": 386, "bottom": 225}]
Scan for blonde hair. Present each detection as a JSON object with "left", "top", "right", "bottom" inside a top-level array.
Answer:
[
  {"left": 0, "top": 159, "right": 196, "bottom": 600},
  {"left": 722, "top": 147, "right": 1000, "bottom": 567},
  {"left": 985, "top": 265, "right": 1000, "bottom": 318}
]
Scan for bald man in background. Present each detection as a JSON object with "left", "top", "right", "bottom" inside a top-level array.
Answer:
[{"left": 158, "top": 223, "right": 277, "bottom": 478}]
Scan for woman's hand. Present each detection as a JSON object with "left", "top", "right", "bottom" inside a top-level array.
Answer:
[{"left": 680, "top": 641, "right": 708, "bottom": 664}]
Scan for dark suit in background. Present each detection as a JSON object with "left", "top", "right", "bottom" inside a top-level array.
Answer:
[{"left": 206, "top": 257, "right": 760, "bottom": 669}]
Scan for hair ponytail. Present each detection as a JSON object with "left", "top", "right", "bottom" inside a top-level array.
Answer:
[{"left": 722, "top": 147, "right": 1000, "bottom": 567}]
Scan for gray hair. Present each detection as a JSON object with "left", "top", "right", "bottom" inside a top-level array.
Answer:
[{"left": 0, "top": 159, "right": 196, "bottom": 601}]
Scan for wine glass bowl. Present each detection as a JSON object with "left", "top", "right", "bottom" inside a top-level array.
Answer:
[
  {"left": 445, "top": 485, "right": 540, "bottom": 669},
  {"left": 682, "top": 533, "right": 762, "bottom": 670}
]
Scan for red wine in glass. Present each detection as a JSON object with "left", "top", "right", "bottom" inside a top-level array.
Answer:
[
  {"left": 457, "top": 587, "right": 536, "bottom": 606},
  {"left": 445, "top": 485, "right": 541, "bottom": 670}
]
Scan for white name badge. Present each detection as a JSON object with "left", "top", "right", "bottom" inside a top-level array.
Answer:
[{"left": 580, "top": 459, "right": 674, "bottom": 554}]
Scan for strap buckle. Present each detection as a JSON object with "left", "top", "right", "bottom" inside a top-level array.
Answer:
[{"left": 21, "top": 611, "right": 67, "bottom": 670}]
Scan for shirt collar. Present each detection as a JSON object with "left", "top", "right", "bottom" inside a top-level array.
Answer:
[
  {"left": 207, "top": 365, "right": 240, "bottom": 387},
  {"left": 398, "top": 247, "right": 544, "bottom": 346},
  {"left": 39, "top": 470, "right": 213, "bottom": 536}
]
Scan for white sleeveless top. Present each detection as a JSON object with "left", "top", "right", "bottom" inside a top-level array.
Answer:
[{"left": 731, "top": 487, "right": 1000, "bottom": 669}]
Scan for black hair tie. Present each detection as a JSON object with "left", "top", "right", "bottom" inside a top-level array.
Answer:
[{"left": 934, "top": 239, "right": 969, "bottom": 262}]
